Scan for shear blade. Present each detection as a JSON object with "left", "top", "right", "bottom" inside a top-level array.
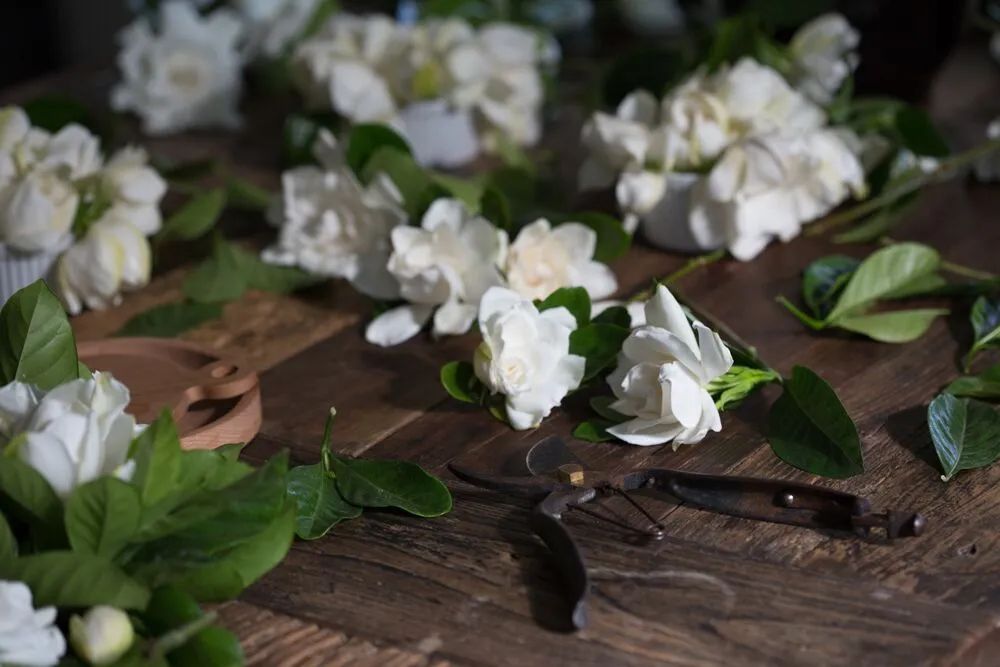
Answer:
[{"left": 526, "top": 436, "right": 588, "bottom": 477}]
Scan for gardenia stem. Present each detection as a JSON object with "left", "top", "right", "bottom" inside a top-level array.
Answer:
[{"left": 807, "top": 136, "right": 1000, "bottom": 237}]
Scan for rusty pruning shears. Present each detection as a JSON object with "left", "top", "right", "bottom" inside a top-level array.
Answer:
[{"left": 449, "top": 437, "right": 926, "bottom": 631}]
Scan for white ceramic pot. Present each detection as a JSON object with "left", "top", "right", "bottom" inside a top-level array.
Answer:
[
  {"left": 0, "top": 237, "right": 71, "bottom": 306},
  {"left": 637, "top": 172, "right": 722, "bottom": 254},
  {"left": 399, "top": 99, "right": 480, "bottom": 169}
]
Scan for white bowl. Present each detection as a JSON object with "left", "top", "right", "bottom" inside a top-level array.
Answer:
[
  {"left": 637, "top": 172, "right": 722, "bottom": 254},
  {"left": 0, "top": 237, "right": 72, "bottom": 306},
  {"left": 399, "top": 99, "right": 480, "bottom": 169}
]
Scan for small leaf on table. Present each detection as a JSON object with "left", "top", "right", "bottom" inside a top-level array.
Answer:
[
  {"left": 158, "top": 189, "right": 227, "bottom": 243},
  {"left": 801, "top": 255, "right": 858, "bottom": 319},
  {"left": 766, "top": 366, "right": 863, "bottom": 478},
  {"left": 928, "top": 393, "right": 1000, "bottom": 481},
  {"left": 834, "top": 308, "right": 948, "bottom": 344},
  {"left": 826, "top": 242, "right": 940, "bottom": 322},
  {"left": 946, "top": 364, "right": 1000, "bottom": 400},
  {"left": 116, "top": 302, "right": 223, "bottom": 338},
  {"left": 329, "top": 457, "right": 452, "bottom": 518},
  {"left": 966, "top": 296, "right": 1000, "bottom": 370},
  {"left": 440, "top": 361, "right": 483, "bottom": 404},
  {"left": 287, "top": 463, "right": 361, "bottom": 540},
  {"left": 573, "top": 419, "right": 616, "bottom": 443}
]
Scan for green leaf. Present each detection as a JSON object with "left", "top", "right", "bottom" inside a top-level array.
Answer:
[
  {"left": 826, "top": 242, "right": 940, "bottom": 322},
  {"left": 0, "top": 456, "right": 64, "bottom": 546},
  {"left": 592, "top": 305, "right": 631, "bottom": 329},
  {"left": 602, "top": 46, "right": 691, "bottom": 108},
  {"left": 287, "top": 463, "right": 361, "bottom": 540},
  {"left": 143, "top": 587, "right": 244, "bottom": 667},
  {"left": 166, "top": 626, "right": 244, "bottom": 667},
  {"left": 801, "top": 255, "right": 859, "bottom": 319},
  {"left": 928, "top": 393, "right": 1000, "bottom": 481},
  {"left": 966, "top": 296, "right": 1000, "bottom": 370},
  {"left": 183, "top": 240, "right": 247, "bottom": 304},
  {"left": 156, "top": 158, "right": 218, "bottom": 182},
  {"left": 589, "top": 395, "right": 627, "bottom": 423},
  {"left": 346, "top": 123, "right": 412, "bottom": 175},
  {"left": 329, "top": 457, "right": 452, "bottom": 517},
  {"left": 0, "top": 551, "right": 149, "bottom": 609},
  {"left": 895, "top": 106, "right": 949, "bottom": 158},
  {"left": 0, "top": 280, "right": 79, "bottom": 389},
  {"left": 707, "top": 365, "right": 781, "bottom": 411},
  {"left": 535, "top": 286, "right": 591, "bottom": 328},
  {"left": 946, "top": 364, "right": 1000, "bottom": 400},
  {"left": 225, "top": 177, "right": 272, "bottom": 212},
  {"left": 882, "top": 271, "right": 948, "bottom": 300},
  {"left": 767, "top": 366, "right": 863, "bottom": 478},
  {"left": 116, "top": 301, "right": 223, "bottom": 338},
  {"left": 777, "top": 296, "right": 826, "bottom": 330},
  {"left": 283, "top": 112, "right": 338, "bottom": 167},
  {"left": 238, "top": 250, "right": 324, "bottom": 295},
  {"left": 65, "top": 477, "right": 141, "bottom": 558},
  {"left": 130, "top": 411, "right": 182, "bottom": 507},
  {"left": 566, "top": 212, "right": 630, "bottom": 263},
  {"left": 157, "top": 189, "right": 227, "bottom": 243},
  {"left": 23, "top": 95, "right": 96, "bottom": 133},
  {"left": 833, "top": 194, "right": 920, "bottom": 245},
  {"left": 573, "top": 420, "right": 615, "bottom": 443},
  {"left": 835, "top": 308, "right": 947, "bottom": 344},
  {"left": 440, "top": 361, "right": 483, "bottom": 404},
  {"left": 431, "top": 172, "right": 484, "bottom": 212},
  {"left": 570, "top": 323, "right": 630, "bottom": 381},
  {"left": 361, "top": 147, "right": 432, "bottom": 219},
  {"left": 480, "top": 186, "right": 511, "bottom": 231},
  {"left": 0, "top": 512, "right": 16, "bottom": 560}
]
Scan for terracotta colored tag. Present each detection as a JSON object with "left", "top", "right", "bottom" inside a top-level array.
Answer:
[{"left": 79, "top": 337, "right": 262, "bottom": 450}]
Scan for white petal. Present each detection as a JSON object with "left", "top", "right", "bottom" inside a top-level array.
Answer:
[
  {"left": 608, "top": 417, "right": 684, "bottom": 447},
  {"left": 576, "top": 261, "right": 618, "bottom": 300},
  {"left": 421, "top": 197, "right": 467, "bottom": 232},
  {"left": 694, "top": 323, "right": 734, "bottom": 381},
  {"left": 550, "top": 222, "right": 596, "bottom": 262},
  {"left": 478, "top": 286, "right": 525, "bottom": 325},
  {"left": 644, "top": 285, "right": 698, "bottom": 353},
  {"left": 364, "top": 304, "right": 434, "bottom": 347},
  {"left": 660, "top": 362, "right": 703, "bottom": 428},
  {"left": 433, "top": 300, "right": 478, "bottom": 337}
]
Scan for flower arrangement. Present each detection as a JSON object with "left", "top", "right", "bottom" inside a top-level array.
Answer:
[
  {"left": 291, "top": 13, "right": 558, "bottom": 167},
  {"left": 0, "top": 106, "right": 165, "bottom": 312},
  {"left": 263, "top": 124, "right": 626, "bottom": 346}
]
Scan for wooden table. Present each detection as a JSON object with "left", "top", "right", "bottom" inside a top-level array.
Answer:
[{"left": 10, "top": 39, "right": 1000, "bottom": 667}]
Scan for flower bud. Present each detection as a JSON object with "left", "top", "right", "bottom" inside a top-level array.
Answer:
[{"left": 69, "top": 606, "right": 134, "bottom": 666}]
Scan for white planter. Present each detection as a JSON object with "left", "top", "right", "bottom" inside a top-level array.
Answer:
[
  {"left": 399, "top": 99, "right": 480, "bottom": 169},
  {"left": 637, "top": 172, "right": 722, "bottom": 254},
  {"left": 0, "top": 237, "right": 71, "bottom": 306}
]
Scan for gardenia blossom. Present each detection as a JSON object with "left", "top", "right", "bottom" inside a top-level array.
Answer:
[
  {"left": 578, "top": 90, "right": 657, "bottom": 191},
  {"left": 0, "top": 580, "right": 66, "bottom": 667},
  {"left": 505, "top": 219, "right": 617, "bottom": 301},
  {"left": 689, "top": 129, "right": 865, "bottom": 261},
  {"left": 69, "top": 607, "right": 135, "bottom": 666},
  {"left": 99, "top": 146, "right": 168, "bottom": 236},
  {"left": 710, "top": 57, "right": 825, "bottom": 137},
  {"left": 607, "top": 285, "right": 732, "bottom": 446},
  {"left": 0, "top": 372, "right": 138, "bottom": 498},
  {"left": 366, "top": 198, "right": 507, "bottom": 347},
  {"left": 263, "top": 130, "right": 406, "bottom": 300},
  {"left": 112, "top": 0, "right": 245, "bottom": 135},
  {"left": 789, "top": 13, "right": 860, "bottom": 105},
  {"left": 235, "top": 0, "right": 322, "bottom": 58},
  {"left": 56, "top": 213, "right": 152, "bottom": 315},
  {"left": 0, "top": 167, "right": 79, "bottom": 253},
  {"left": 474, "top": 286, "right": 585, "bottom": 429}
]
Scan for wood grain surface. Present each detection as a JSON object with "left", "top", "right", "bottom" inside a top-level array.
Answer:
[{"left": 7, "top": 34, "right": 1000, "bottom": 667}]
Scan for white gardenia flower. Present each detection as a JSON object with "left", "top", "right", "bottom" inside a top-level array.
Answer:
[
  {"left": 100, "top": 146, "right": 168, "bottom": 235},
  {"left": 648, "top": 73, "right": 734, "bottom": 171},
  {"left": 710, "top": 57, "right": 825, "bottom": 138},
  {"left": 607, "top": 285, "right": 732, "bottom": 447},
  {"left": 236, "top": 0, "right": 321, "bottom": 58},
  {"left": 505, "top": 219, "right": 617, "bottom": 301},
  {"left": 0, "top": 580, "right": 66, "bottom": 667},
  {"left": 789, "top": 13, "right": 860, "bottom": 105},
  {"left": 112, "top": 0, "right": 245, "bottom": 135},
  {"left": 579, "top": 90, "right": 658, "bottom": 190},
  {"left": 0, "top": 372, "right": 137, "bottom": 498},
  {"left": 37, "top": 124, "right": 104, "bottom": 181},
  {"left": 263, "top": 130, "right": 405, "bottom": 300},
  {"left": 70, "top": 606, "right": 135, "bottom": 667},
  {"left": 474, "top": 286, "right": 585, "bottom": 429},
  {"left": 0, "top": 168, "right": 78, "bottom": 253},
  {"left": 366, "top": 198, "right": 507, "bottom": 347},
  {"left": 690, "top": 129, "right": 865, "bottom": 261},
  {"left": 975, "top": 118, "right": 1000, "bottom": 182},
  {"left": 55, "top": 213, "right": 152, "bottom": 315}
]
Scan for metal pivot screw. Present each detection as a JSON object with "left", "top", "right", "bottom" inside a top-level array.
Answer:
[
  {"left": 558, "top": 463, "right": 585, "bottom": 486},
  {"left": 779, "top": 491, "right": 796, "bottom": 508}
]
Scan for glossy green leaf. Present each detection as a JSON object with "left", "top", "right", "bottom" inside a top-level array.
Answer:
[
  {"left": 767, "top": 366, "right": 863, "bottom": 478},
  {"left": 116, "top": 302, "right": 223, "bottom": 338},
  {"left": 835, "top": 308, "right": 947, "bottom": 344},
  {"left": 183, "top": 240, "right": 247, "bottom": 304},
  {"left": 346, "top": 123, "right": 411, "bottom": 175},
  {"left": 573, "top": 419, "right": 615, "bottom": 443},
  {"left": 23, "top": 95, "right": 97, "bottom": 133},
  {"left": 589, "top": 395, "right": 627, "bottom": 423},
  {"left": 966, "top": 296, "right": 1000, "bottom": 370},
  {"left": 882, "top": 272, "right": 948, "bottom": 300},
  {"left": 440, "top": 361, "right": 483, "bottom": 404},
  {"left": 287, "top": 463, "right": 361, "bottom": 540},
  {"left": 570, "top": 323, "right": 630, "bottom": 380},
  {"left": 143, "top": 587, "right": 244, "bottom": 667},
  {"left": 0, "top": 280, "right": 79, "bottom": 389},
  {"left": 157, "top": 189, "right": 227, "bottom": 243},
  {"left": 946, "top": 364, "right": 1000, "bottom": 400},
  {"left": 0, "top": 512, "right": 16, "bottom": 560},
  {"left": 801, "top": 255, "right": 859, "bottom": 319},
  {"left": 156, "top": 158, "right": 218, "bottom": 182},
  {"left": 166, "top": 626, "right": 244, "bottom": 667},
  {"left": 329, "top": 457, "right": 452, "bottom": 517},
  {"left": 283, "top": 112, "right": 338, "bottom": 167},
  {"left": 827, "top": 242, "right": 940, "bottom": 321},
  {"left": 567, "top": 212, "right": 630, "bottom": 263},
  {"left": 928, "top": 393, "right": 1000, "bottom": 481},
  {"left": 66, "top": 477, "right": 141, "bottom": 557},
  {"left": 833, "top": 193, "right": 919, "bottom": 245},
  {"left": 0, "top": 454, "right": 64, "bottom": 546},
  {"left": 895, "top": 106, "right": 949, "bottom": 158},
  {"left": 480, "top": 186, "right": 511, "bottom": 231},
  {"left": 130, "top": 411, "right": 182, "bottom": 508},
  {"left": 225, "top": 177, "right": 272, "bottom": 212},
  {"left": 592, "top": 305, "right": 631, "bottom": 329},
  {"left": 431, "top": 172, "right": 484, "bottom": 212},
  {"left": 0, "top": 551, "right": 150, "bottom": 609},
  {"left": 361, "top": 147, "right": 432, "bottom": 219},
  {"left": 535, "top": 286, "right": 590, "bottom": 328},
  {"left": 707, "top": 365, "right": 781, "bottom": 411}
]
